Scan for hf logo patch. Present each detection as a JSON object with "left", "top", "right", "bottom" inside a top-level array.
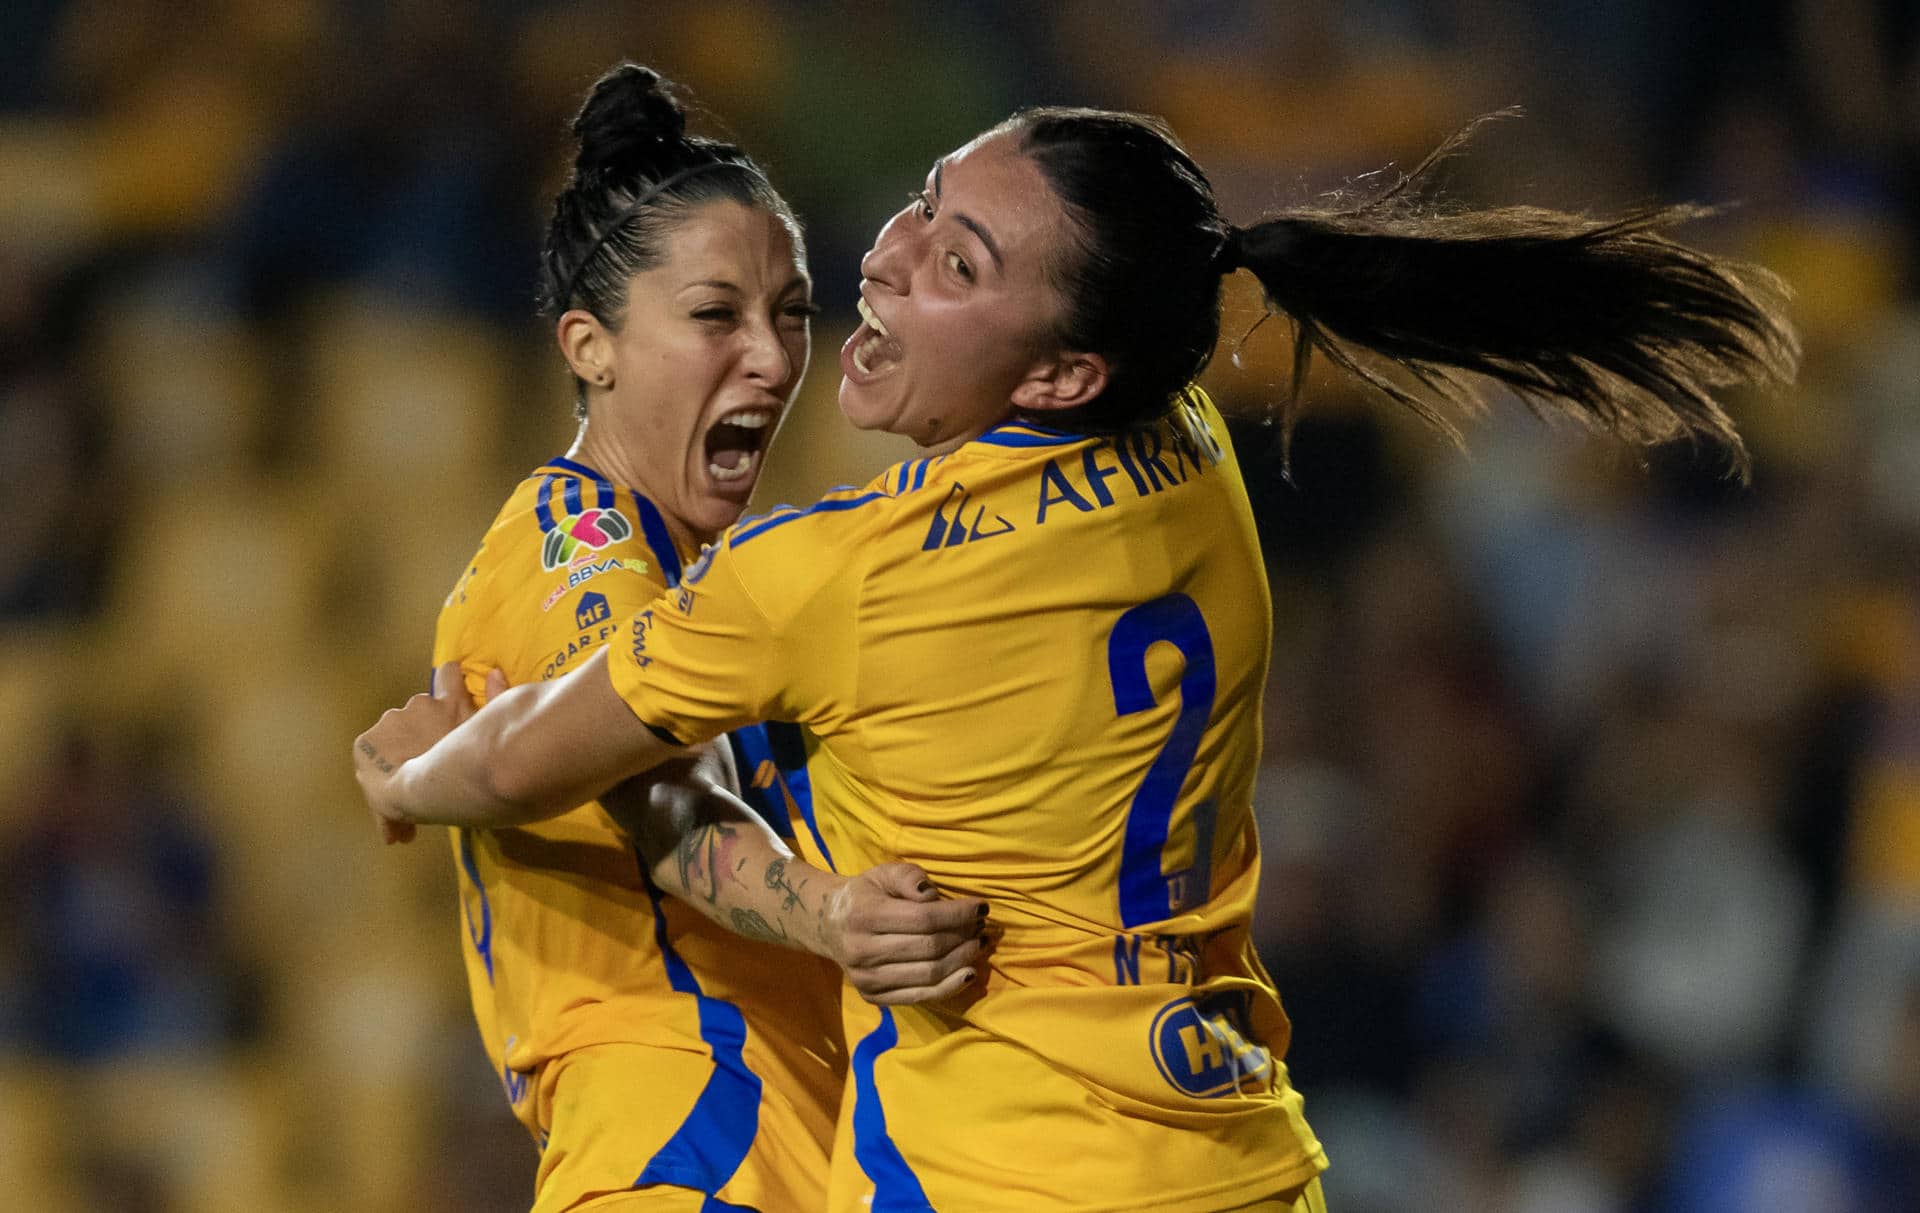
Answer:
[
  {"left": 574, "top": 591, "right": 610, "bottom": 629},
  {"left": 1149, "top": 990, "right": 1273, "bottom": 1098},
  {"left": 542, "top": 507, "right": 633, "bottom": 571}
]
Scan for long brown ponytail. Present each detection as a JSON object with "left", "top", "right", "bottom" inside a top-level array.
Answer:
[
  {"left": 1231, "top": 114, "right": 1799, "bottom": 477},
  {"left": 1013, "top": 107, "right": 1800, "bottom": 477}
]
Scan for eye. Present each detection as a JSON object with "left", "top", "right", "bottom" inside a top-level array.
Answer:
[
  {"left": 693, "top": 305, "right": 738, "bottom": 324},
  {"left": 944, "top": 250, "right": 974, "bottom": 283},
  {"left": 909, "top": 190, "right": 934, "bottom": 220},
  {"left": 781, "top": 301, "right": 821, "bottom": 324}
]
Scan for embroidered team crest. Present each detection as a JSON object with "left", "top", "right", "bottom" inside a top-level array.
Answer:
[{"left": 541, "top": 507, "right": 632, "bottom": 571}]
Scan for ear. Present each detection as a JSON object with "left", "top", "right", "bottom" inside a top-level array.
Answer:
[
  {"left": 1009, "top": 351, "right": 1109, "bottom": 414},
  {"left": 556, "top": 309, "right": 616, "bottom": 389}
]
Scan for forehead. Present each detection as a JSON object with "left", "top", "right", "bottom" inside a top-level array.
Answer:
[
  {"left": 935, "top": 131, "right": 1069, "bottom": 278},
  {"left": 655, "top": 200, "right": 806, "bottom": 283}
]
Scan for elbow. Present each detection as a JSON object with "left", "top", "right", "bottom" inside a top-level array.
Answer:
[{"left": 481, "top": 722, "right": 559, "bottom": 824}]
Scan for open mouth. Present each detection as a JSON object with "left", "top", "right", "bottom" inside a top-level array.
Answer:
[
  {"left": 846, "top": 295, "right": 903, "bottom": 380},
  {"left": 703, "top": 406, "right": 776, "bottom": 490}
]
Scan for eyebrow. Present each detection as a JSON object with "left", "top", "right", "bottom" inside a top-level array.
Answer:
[
  {"left": 679, "top": 276, "right": 812, "bottom": 296},
  {"left": 931, "top": 159, "right": 1004, "bottom": 274}
]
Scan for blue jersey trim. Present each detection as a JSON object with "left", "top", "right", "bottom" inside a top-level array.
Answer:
[
  {"left": 787, "top": 762, "right": 831, "bottom": 872},
  {"left": 731, "top": 491, "right": 888, "bottom": 547},
  {"left": 891, "top": 459, "right": 935, "bottom": 494},
  {"left": 631, "top": 492, "right": 684, "bottom": 587},
  {"left": 976, "top": 422, "right": 1085, "bottom": 448},
  {"left": 724, "top": 723, "right": 833, "bottom": 867},
  {"left": 535, "top": 476, "right": 557, "bottom": 532},
  {"left": 544, "top": 454, "right": 604, "bottom": 483},
  {"left": 723, "top": 724, "right": 796, "bottom": 841},
  {"left": 535, "top": 458, "right": 619, "bottom": 531},
  {"left": 851, "top": 1009, "right": 933, "bottom": 1210},
  {"left": 457, "top": 830, "right": 494, "bottom": 983},
  {"left": 633, "top": 882, "right": 763, "bottom": 1195}
]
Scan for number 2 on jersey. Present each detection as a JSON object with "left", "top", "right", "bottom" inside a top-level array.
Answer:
[{"left": 1107, "top": 593, "right": 1218, "bottom": 928}]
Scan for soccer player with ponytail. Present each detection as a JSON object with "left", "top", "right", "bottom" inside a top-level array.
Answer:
[{"left": 359, "top": 101, "right": 1796, "bottom": 1211}]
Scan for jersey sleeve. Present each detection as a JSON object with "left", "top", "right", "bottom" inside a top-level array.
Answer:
[{"left": 605, "top": 492, "right": 877, "bottom": 747}]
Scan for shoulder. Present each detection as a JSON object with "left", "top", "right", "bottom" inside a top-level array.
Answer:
[
  {"left": 686, "top": 467, "right": 929, "bottom": 626},
  {"left": 721, "top": 471, "right": 906, "bottom": 561},
  {"left": 462, "top": 462, "right": 689, "bottom": 612}
]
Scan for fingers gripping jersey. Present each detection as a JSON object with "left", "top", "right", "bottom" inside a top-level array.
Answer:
[
  {"left": 433, "top": 456, "right": 844, "bottom": 1211},
  {"left": 607, "top": 394, "right": 1327, "bottom": 1211}
]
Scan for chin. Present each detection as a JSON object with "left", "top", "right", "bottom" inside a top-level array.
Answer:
[
  {"left": 688, "top": 493, "right": 751, "bottom": 542},
  {"left": 836, "top": 377, "right": 896, "bottom": 433}
]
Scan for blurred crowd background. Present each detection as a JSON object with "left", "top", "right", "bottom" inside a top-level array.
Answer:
[{"left": 2, "top": 2, "right": 1918, "bottom": 1210}]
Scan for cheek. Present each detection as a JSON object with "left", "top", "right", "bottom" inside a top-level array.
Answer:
[
  {"left": 785, "top": 329, "right": 811, "bottom": 383},
  {"left": 649, "top": 351, "right": 728, "bottom": 440},
  {"left": 934, "top": 312, "right": 1037, "bottom": 399}
]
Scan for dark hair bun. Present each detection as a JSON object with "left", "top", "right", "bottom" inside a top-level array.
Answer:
[{"left": 571, "top": 62, "right": 688, "bottom": 181}]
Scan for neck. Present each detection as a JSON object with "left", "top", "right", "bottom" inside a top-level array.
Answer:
[
  {"left": 564, "top": 422, "right": 709, "bottom": 557},
  {"left": 920, "top": 410, "right": 1013, "bottom": 458}
]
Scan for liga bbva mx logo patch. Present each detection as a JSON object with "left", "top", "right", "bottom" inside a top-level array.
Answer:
[{"left": 542, "top": 506, "right": 633, "bottom": 571}]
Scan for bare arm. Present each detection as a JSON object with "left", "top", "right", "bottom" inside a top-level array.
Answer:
[
  {"left": 353, "top": 658, "right": 989, "bottom": 1003},
  {"left": 608, "top": 750, "right": 986, "bottom": 1004},
  {"left": 354, "top": 650, "right": 674, "bottom": 835}
]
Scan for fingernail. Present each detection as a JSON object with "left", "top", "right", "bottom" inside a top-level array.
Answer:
[
  {"left": 975, "top": 904, "right": 989, "bottom": 919},
  {"left": 960, "top": 969, "right": 975, "bottom": 983},
  {"left": 917, "top": 881, "right": 935, "bottom": 895}
]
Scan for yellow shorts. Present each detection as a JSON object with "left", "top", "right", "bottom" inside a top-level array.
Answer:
[
  {"left": 828, "top": 1003, "right": 1325, "bottom": 1212},
  {"left": 530, "top": 1041, "right": 834, "bottom": 1213},
  {"left": 1226, "top": 1177, "right": 1328, "bottom": 1212}
]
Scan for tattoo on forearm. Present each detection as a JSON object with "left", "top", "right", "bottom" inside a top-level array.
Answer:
[
  {"left": 765, "top": 858, "right": 806, "bottom": 912},
  {"left": 357, "top": 739, "right": 395, "bottom": 775},
  {"left": 675, "top": 824, "right": 715, "bottom": 902},
  {"left": 731, "top": 908, "right": 788, "bottom": 944},
  {"left": 673, "top": 821, "right": 749, "bottom": 905}
]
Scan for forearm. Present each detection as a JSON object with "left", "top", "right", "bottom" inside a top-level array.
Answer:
[
  {"left": 621, "top": 772, "right": 849, "bottom": 956},
  {"left": 375, "top": 657, "right": 670, "bottom": 830},
  {"left": 377, "top": 687, "right": 565, "bottom": 828}
]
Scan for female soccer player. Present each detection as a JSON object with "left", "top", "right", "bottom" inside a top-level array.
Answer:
[
  {"left": 357, "top": 106, "right": 1797, "bottom": 1211},
  {"left": 412, "top": 65, "right": 983, "bottom": 1213}
]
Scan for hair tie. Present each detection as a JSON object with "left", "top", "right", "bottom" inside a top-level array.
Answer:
[
  {"left": 1212, "top": 226, "right": 1244, "bottom": 276},
  {"left": 561, "top": 159, "right": 767, "bottom": 309}
]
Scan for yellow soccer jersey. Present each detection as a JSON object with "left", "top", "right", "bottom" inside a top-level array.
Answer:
[
  {"left": 433, "top": 456, "right": 845, "bottom": 1210},
  {"left": 607, "top": 393, "right": 1327, "bottom": 1212}
]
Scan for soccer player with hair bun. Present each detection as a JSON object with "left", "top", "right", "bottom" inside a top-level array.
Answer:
[
  {"left": 361, "top": 100, "right": 1797, "bottom": 1211},
  {"left": 404, "top": 63, "right": 984, "bottom": 1213}
]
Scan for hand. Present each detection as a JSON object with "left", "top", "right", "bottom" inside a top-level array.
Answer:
[
  {"left": 822, "top": 863, "right": 988, "bottom": 1006},
  {"left": 355, "top": 662, "right": 506, "bottom": 845}
]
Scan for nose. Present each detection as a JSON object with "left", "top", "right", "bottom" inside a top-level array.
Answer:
[
  {"left": 859, "top": 212, "right": 914, "bottom": 295},
  {"left": 740, "top": 318, "right": 793, "bottom": 388}
]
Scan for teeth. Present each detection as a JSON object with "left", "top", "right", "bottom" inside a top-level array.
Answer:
[
  {"left": 856, "top": 296, "right": 891, "bottom": 339},
  {"left": 853, "top": 343, "right": 872, "bottom": 375},
  {"left": 709, "top": 449, "right": 758, "bottom": 483},
  {"left": 723, "top": 408, "right": 774, "bottom": 429}
]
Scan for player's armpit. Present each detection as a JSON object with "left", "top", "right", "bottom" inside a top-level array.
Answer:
[{"left": 611, "top": 768, "right": 990, "bottom": 1003}]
